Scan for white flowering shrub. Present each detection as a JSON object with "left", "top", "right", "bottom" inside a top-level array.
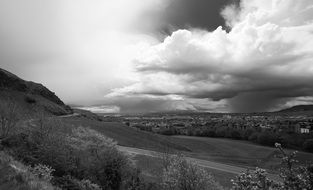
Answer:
[
  {"left": 31, "top": 164, "right": 55, "bottom": 182},
  {"left": 161, "top": 155, "right": 223, "bottom": 190},
  {"left": 231, "top": 143, "right": 313, "bottom": 190},
  {"left": 67, "top": 126, "right": 117, "bottom": 152},
  {"left": 231, "top": 168, "right": 281, "bottom": 190}
]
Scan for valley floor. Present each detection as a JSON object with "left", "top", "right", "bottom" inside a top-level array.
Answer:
[{"left": 61, "top": 116, "right": 313, "bottom": 187}]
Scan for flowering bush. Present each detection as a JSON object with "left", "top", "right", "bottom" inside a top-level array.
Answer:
[
  {"left": 231, "top": 143, "right": 313, "bottom": 190},
  {"left": 161, "top": 155, "right": 223, "bottom": 190},
  {"left": 231, "top": 168, "right": 281, "bottom": 190},
  {"left": 31, "top": 164, "right": 55, "bottom": 182}
]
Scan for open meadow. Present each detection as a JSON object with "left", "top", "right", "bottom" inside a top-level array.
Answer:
[
  {"left": 62, "top": 116, "right": 313, "bottom": 187},
  {"left": 62, "top": 117, "right": 313, "bottom": 170}
]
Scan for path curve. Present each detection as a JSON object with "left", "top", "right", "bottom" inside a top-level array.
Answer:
[{"left": 117, "top": 145, "right": 280, "bottom": 181}]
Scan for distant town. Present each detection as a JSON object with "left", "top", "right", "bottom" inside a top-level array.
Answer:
[
  {"left": 124, "top": 113, "right": 312, "bottom": 135},
  {"left": 100, "top": 111, "right": 313, "bottom": 152}
]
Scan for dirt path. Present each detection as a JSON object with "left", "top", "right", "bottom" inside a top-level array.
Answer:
[{"left": 117, "top": 145, "right": 281, "bottom": 181}]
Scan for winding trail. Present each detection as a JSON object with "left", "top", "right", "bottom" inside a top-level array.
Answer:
[
  {"left": 24, "top": 113, "right": 280, "bottom": 182},
  {"left": 117, "top": 145, "right": 281, "bottom": 181}
]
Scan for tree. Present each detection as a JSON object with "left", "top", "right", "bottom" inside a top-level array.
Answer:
[
  {"left": 230, "top": 130, "right": 242, "bottom": 140},
  {"left": 303, "top": 139, "right": 313, "bottom": 153},
  {"left": 257, "top": 132, "right": 279, "bottom": 146}
]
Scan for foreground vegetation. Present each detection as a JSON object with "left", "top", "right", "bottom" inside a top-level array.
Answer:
[
  {"left": 0, "top": 151, "right": 58, "bottom": 190},
  {"left": 232, "top": 143, "right": 313, "bottom": 190},
  {"left": 1, "top": 118, "right": 149, "bottom": 190},
  {"left": 0, "top": 106, "right": 223, "bottom": 189},
  {"left": 0, "top": 103, "right": 312, "bottom": 189}
]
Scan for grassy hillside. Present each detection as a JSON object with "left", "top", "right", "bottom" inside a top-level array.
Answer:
[
  {"left": 0, "top": 68, "right": 65, "bottom": 106},
  {"left": 63, "top": 117, "right": 189, "bottom": 151},
  {"left": 0, "top": 90, "right": 71, "bottom": 119},
  {"left": 0, "top": 68, "right": 72, "bottom": 118},
  {"left": 62, "top": 116, "right": 190, "bottom": 152}
]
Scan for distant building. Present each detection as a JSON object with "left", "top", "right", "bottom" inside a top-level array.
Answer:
[{"left": 300, "top": 127, "right": 310, "bottom": 134}]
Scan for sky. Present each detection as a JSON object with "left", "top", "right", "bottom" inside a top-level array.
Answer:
[{"left": 1, "top": 0, "right": 313, "bottom": 113}]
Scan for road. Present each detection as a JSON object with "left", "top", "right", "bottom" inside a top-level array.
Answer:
[{"left": 117, "top": 145, "right": 281, "bottom": 181}]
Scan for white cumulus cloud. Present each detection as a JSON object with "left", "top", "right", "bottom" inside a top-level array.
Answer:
[{"left": 108, "top": 0, "right": 313, "bottom": 112}]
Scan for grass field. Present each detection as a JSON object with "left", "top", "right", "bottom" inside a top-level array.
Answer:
[
  {"left": 169, "top": 136, "right": 313, "bottom": 171},
  {"left": 63, "top": 117, "right": 313, "bottom": 169},
  {"left": 62, "top": 117, "right": 313, "bottom": 187}
]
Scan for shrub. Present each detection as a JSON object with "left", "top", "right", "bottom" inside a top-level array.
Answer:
[
  {"left": 231, "top": 168, "right": 280, "bottom": 190},
  {"left": 75, "top": 179, "right": 102, "bottom": 190},
  {"left": 257, "top": 132, "right": 279, "bottom": 146},
  {"left": 31, "top": 164, "right": 55, "bottom": 182},
  {"left": 25, "top": 95, "right": 37, "bottom": 104},
  {"left": 232, "top": 143, "right": 313, "bottom": 190},
  {"left": 161, "top": 155, "right": 223, "bottom": 190},
  {"left": 159, "top": 128, "right": 176, "bottom": 135},
  {"left": 303, "top": 139, "right": 313, "bottom": 153},
  {"left": 21, "top": 118, "right": 76, "bottom": 176},
  {"left": 230, "top": 130, "right": 242, "bottom": 140},
  {"left": 0, "top": 151, "right": 59, "bottom": 190},
  {"left": 280, "top": 134, "right": 293, "bottom": 148},
  {"left": 53, "top": 175, "right": 101, "bottom": 190},
  {"left": 202, "top": 130, "right": 216, "bottom": 137},
  {"left": 67, "top": 127, "right": 140, "bottom": 190},
  {"left": 215, "top": 128, "right": 226, "bottom": 137},
  {"left": 3, "top": 116, "right": 150, "bottom": 190},
  {"left": 243, "top": 129, "right": 254, "bottom": 140},
  {"left": 248, "top": 132, "right": 259, "bottom": 142}
]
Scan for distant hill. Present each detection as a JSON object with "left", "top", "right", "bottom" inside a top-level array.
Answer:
[
  {"left": 278, "top": 105, "right": 313, "bottom": 113},
  {"left": 0, "top": 68, "right": 72, "bottom": 118}
]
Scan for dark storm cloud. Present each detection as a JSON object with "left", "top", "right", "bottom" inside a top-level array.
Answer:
[
  {"left": 102, "top": 95, "right": 197, "bottom": 113},
  {"left": 161, "top": 0, "right": 240, "bottom": 32}
]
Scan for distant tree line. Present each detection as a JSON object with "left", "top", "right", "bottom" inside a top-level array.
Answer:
[{"left": 132, "top": 123, "right": 313, "bottom": 153}]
